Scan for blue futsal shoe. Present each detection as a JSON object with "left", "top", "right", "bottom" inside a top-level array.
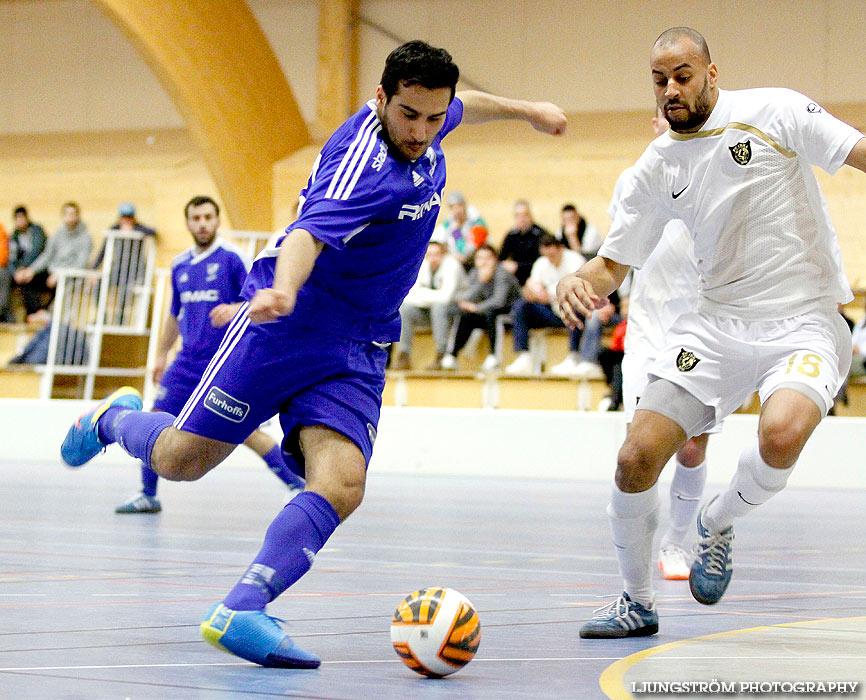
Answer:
[
  {"left": 579, "top": 592, "right": 658, "bottom": 639},
  {"left": 689, "top": 497, "right": 734, "bottom": 605},
  {"left": 60, "top": 386, "right": 143, "bottom": 467},
  {"left": 201, "top": 603, "right": 321, "bottom": 669}
]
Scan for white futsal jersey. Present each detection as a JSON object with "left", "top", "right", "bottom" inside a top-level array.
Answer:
[
  {"left": 600, "top": 88, "right": 863, "bottom": 321},
  {"left": 608, "top": 168, "right": 697, "bottom": 357}
]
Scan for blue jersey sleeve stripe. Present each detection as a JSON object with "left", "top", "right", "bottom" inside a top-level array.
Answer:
[
  {"left": 339, "top": 126, "right": 382, "bottom": 201},
  {"left": 332, "top": 119, "right": 381, "bottom": 200},
  {"left": 325, "top": 110, "right": 377, "bottom": 199}
]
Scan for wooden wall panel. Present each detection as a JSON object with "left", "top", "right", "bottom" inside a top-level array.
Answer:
[{"left": 94, "top": 0, "right": 310, "bottom": 230}]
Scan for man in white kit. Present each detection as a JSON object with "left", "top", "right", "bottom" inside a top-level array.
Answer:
[
  {"left": 613, "top": 109, "right": 718, "bottom": 582},
  {"left": 557, "top": 26, "right": 866, "bottom": 638}
]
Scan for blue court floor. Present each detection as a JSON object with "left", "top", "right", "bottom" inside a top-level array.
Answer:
[{"left": 1, "top": 460, "right": 864, "bottom": 699}]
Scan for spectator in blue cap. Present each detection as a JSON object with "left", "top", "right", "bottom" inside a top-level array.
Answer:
[{"left": 92, "top": 202, "right": 157, "bottom": 324}]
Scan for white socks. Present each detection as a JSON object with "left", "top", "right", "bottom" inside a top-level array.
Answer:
[
  {"left": 608, "top": 482, "right": 659, "bottom": 607},
  {"left": 704, "top": 440, "right": 794, "bottom": 533},
  {"left": 662, "top": 460, "right": 707, "bottom": 548}
]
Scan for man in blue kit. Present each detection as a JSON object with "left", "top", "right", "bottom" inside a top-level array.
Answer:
[
  {"left": 61, "top": 40, "right": 566, "bottom": 668},
  {"left": 115, "top": 195, "right": 304, "bottom": 514}
]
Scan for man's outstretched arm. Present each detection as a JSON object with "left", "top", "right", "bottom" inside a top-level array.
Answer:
[{"left": 456, "top": 90, "right": 567, "bottom": 135}]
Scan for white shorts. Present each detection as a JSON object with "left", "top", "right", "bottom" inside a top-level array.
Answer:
[
  {"left": 646, "top": 309, "right": 852, "bottom": 425},
  {"left": 622, "top": 351, "right": 722, "bottom": 433}
]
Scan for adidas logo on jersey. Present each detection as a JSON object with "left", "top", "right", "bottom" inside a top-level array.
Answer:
[
  {"left": 412, "top": 170, "right": 424, "bottom": 187},
  {"left": 398, "top": 191, "right": 442, "bottom": 221}
]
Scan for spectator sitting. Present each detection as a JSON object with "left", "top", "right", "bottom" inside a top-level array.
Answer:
[
  {"left": 0, "top": 222, "right": 9, "bottom": 321},
  {"left": 440, "top": 244, "right": 521, "bottom": 372},
  {"left": 3, "top": 206, "right": 47, "bottom": 322},
  {"left": 12, "top": 202, "right": 92, "bottom": 323},
  {"left": 0, "top": 222, "right": 7, "bottom": 267},
  {"left": 93, "top": 202, "right": 157, "bottom": 324},
  {"left": 500, "top": 199, "right": 548, "bottom": 286},
  {"left": 432, "top": 191, "right": 488, "bottom": 268},
  {"left": 556, "top": 203, "right": 603, "bottom": 258},
  {"left": 395, "top": 240, "right": 466, "bottom": 370},
  {"left": 597, "top": 295, "right": 628, "bottom": 410},
  {"left": 848, "top": 307, "right": 866, "bottom": 381},
  {"left": 504, "top": 233, "right": 585, "bottom": 374},
  {"left": 829, "top": 303, "right": 857, "bottom": 413}
]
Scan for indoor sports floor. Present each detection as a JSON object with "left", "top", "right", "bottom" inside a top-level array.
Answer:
[{"left": 1, "top": 460, "right": 864, "bottom": 699}]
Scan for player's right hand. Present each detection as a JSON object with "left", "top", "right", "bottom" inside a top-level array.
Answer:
[
  {"left": 152, "top": 355, "right": 167, "bottom": 385},
  {"left": 556, "top": 274, "right": 601, "bottom": 330},
  {"left": 248, "top": 287, "right": 296, "bottom": 324}
]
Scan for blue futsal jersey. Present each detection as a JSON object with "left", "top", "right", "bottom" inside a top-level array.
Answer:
[
  {"left": 243, "top": 97, "right": 464, "bottom": 342},
  {"left": 170, "top": 239, "right": 250, "bottom": 366}
]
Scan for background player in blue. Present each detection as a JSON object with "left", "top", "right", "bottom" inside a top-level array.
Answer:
[
  {"left": 115, "top": 195, "right": 304, "bottom": 514},
  {"left": 61, "top": 40, "right": 566, "bottom": 667}
]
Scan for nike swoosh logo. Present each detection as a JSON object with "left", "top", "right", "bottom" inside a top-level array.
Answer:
[
  {"left": 737, "top": 490, "right": 760, "bottom": 506},
  {"left": 672, "top": 184, "right": 689, "bottom": 199}
]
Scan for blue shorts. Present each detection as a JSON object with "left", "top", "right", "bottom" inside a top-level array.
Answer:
[
  {"left": 153, "top": 357, "right": 209, "bottom": 415},
  {"left": 172, "top": 304, "right": 388, "bottom": 473}
]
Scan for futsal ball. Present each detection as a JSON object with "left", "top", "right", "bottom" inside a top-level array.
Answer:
[{"left": 390, "top": 586, "right": 481, "bottom": 677}]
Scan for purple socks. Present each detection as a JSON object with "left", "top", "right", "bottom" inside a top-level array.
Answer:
[{"left": 223, "top": 491, "right": 340, "bottom": 611}]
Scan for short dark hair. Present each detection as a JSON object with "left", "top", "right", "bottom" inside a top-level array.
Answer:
[
  {"left": 380, "top": 40, "right": 460, "bottom": 102},
  {"left": 185, "top": 195, "right": 219, "bottom": 218},
  {"left": 561, "top": 203, "right": 577, "bottom": 214},
  {"left": 474, "top": 243, "right": 499, "bottom": 259},
  {"left": 62, "top": 201, "right": 80, "bottom": 213},
  {"left": 427, "top": 240, "right": 447, "bottom": 251},
  {"left": 539, "top": 233, "right": 563, "bottom": 248},
  {"left": 13, "top": 205, "right": 27, "bottom": 217},
  {"left": 654, "top": 27, "right": 712, "bottom": 64}
]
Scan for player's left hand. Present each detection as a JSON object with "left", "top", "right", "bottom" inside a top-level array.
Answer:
[
  {"left": 248, "top": 287, "right": 296, "bottom": 324},
  {"left": 556, "top": 274, "right": 602, "bottom": 330},
  {"left": 529, "top": 102, "right": 568, "bottom": 136},
  {"left": 209, "top": 304, "right": 236, "bottom": 328}
]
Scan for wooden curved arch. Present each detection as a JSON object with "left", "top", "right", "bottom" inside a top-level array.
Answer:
[{"left": 95, "top": 0, "right": 310, "bottom": 230}]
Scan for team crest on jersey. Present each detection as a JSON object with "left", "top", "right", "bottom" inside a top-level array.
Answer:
[
  {"left": 729, "top": 139, "right": 752, "bottom": 165},
  {"left": 676, "top": 348, "right": 701, "bottom": 372},
  {"left": 206, "top": 263, "right": 220, "bottom": 281}
]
